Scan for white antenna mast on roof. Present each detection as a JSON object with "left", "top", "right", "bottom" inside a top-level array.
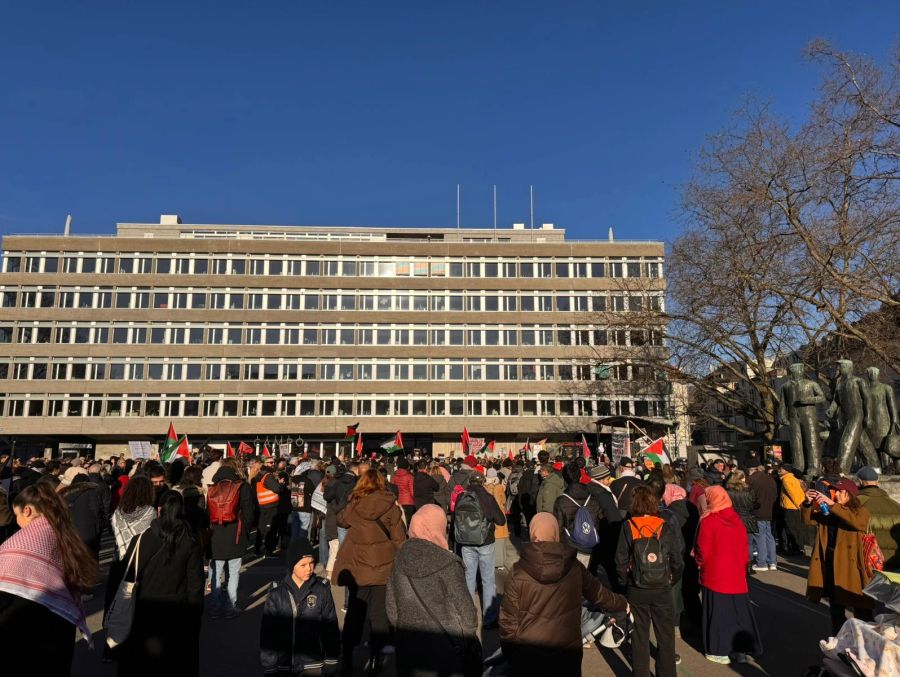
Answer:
[
  {"left": 493, "top": 185, "right": 497, "bottom": 238},
  {"left": 456, "top": 184, "right": 461, "bottom": 229},
  {"left": 529, "top": 185, "right": 535, "bottom": 241}
]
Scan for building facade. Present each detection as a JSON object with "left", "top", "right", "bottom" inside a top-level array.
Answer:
[{"left": 0, "top": 216, "right": 666, "bottom": 458}]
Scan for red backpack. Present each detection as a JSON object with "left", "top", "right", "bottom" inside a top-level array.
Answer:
[
  {"left": 449, "top": 484, "right": 466, "bottom": 512},
  {"left": 208, "top": 480, "right": 243, "bottom": 525}
]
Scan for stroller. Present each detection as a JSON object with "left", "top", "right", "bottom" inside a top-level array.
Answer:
[{"left": 805, "top": 572, "right": 900, "bottom": 677}]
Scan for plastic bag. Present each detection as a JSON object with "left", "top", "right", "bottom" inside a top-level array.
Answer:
[{"left": 863, "top": 571, "right": 900, "bottom": 613}]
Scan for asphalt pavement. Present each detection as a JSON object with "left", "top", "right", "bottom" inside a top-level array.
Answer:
[{"left": 72, "top": 537, "right": 832, "bottom": 677}]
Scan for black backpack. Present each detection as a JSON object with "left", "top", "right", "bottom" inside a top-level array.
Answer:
[
  {"left": 628, "top": 517, "right": 670, "bottom": 589},
  {"left": 454, "top": 491, "right": 491, "bottom": 546}
]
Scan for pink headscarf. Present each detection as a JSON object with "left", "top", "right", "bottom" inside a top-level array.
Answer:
[
  {"left": 700, "top": 486, "right": 732, "bottom": 521},
  {"left": 529, "top": 512, "right": 560, "bottom": 543},
  {"left": 0, "top": 517, "right": 90, "bottom": 638},
  {"left": 408, "top": 504, "right": 449, "bottom": 550},
  {"left": 663, "top": 483, "right": 687, "bottom": 506}
]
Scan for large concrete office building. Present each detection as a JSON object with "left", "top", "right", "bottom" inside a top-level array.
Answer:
[{"left": 0, "top": 216, "right": 667, "bottom": 458}]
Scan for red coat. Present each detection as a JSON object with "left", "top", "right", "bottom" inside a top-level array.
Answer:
[
  {"left": 392, "top": 468, "right": 415, "bottom": 506},
  {"left": 694, "top": 507, "right": 749, "bottom": 594}
]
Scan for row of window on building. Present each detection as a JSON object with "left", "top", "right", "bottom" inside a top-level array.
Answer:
[
  {"left": 6, "top": 322, "right": 664, "bottom": 348},
  {"left": 0, "top": 287, "right": 663, "bottom": 313},
  {"left": 2, "top": 253, "right": 663, "bottom": 279},
  {"left": 0, "top": 357, "right": 662, "bottom": 383},
  {"left": 3, "top": 393, "right": 670, "bottom": 419}
]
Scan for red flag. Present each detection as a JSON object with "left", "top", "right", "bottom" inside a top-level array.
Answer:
[
  {"left": 462, "top": 427, "right": 471, "bottom": 454},
  {"left": 262, "top": 444, "right": 272, "bottom": 458},
  {"left": 226, "top": 442, "right": 235, "bottom": 458},
  {"left": 355, "top": 433, "right": 363, "bottom": 455},
  {"left": 396, "top": 431, "right": 404, "bottom": 450},
  {"left": 238, "top": 441, "right": 255, "bottom": 456},
  {"left": 581, "top": 434, "right": 591, "bottom": 460},
  {"left": 508, "top": 449, "right": 514, "bottom": 461}
]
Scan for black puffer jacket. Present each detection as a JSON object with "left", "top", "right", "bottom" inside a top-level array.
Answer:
[
  {"left": 259, "top": 574, "right": 339, "bottom": 675},
  {"left": 552, "top": 483, "right": 602, "bottom": 552},
  {"left": 324, "top": 472, "right": 357, "bottom": 514},
  {"left": 727, "top": 488, "right": 759, "bottom": 534},
  {"left": 413, "top": 471, "right": 439, "bottom": 509},
  {"left": 62, "top": 480, "right": 105, "bottom": 557}
]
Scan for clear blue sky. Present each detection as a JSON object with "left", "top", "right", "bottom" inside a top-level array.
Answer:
[{"left": 1, "top": 1, "right": 897, "bottom": 242}]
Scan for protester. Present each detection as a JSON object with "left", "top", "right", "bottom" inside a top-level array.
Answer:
[
  {"left": 484, "top": 468, "right": 511, "bottom": 569},
  {"left": 147, "top": 464, "right": 169, "bottom": 507},
  {"left": 392, "top": 456, "right": 416, "bottom": 523},
  {"left": 413, "top": 462, "right": 440, "bottom": 510},
  {"left": 514, "top": 460, "right": 540, "bottom": 533},
  {"left": 694, "top": 486, "right": 762, "bottom": 665},
  {"left": 255, "top": 460, "right": 284, "bottom": 557},
  {"left": 778, "top": 464, "right": 807, "bottom": 555},
  {"left": 500, "top": 512, "right": 628, "bottom": 677},
  {"left": 856, "top": 466, "right": 900, "bottom": 569},
  {"left": 60, "top": 467, "right": 106, "bottom": 562},
  {"left": 208, "top": 457, "right": 255, "bottom": 619},
  {"left": 725, "top": 470, "right": 759, "bottom": 568},
  {"left": 334, "top": 468, "right": 406, "bottom": 676},
  {"left": 260, "top": 538, "right": 340, "bottom": 675},
  {"left": 387, "top": 504, "right": 481, "bottom": 677},
  {"left": 455, "top": 471, "right": 506, "bottom": 629},
  {"left": 803, "top": 478, "right": 874, "bottom": 634},
  {"left": 175, "top": 465, "right": 210, "bottom": 547},
  {"left": 117, "top": 490, "right": 204, "bottom": 677},
  {"left": 0, "top": 481, "right": 95, "bottom": 675},
  {"left": 553, "top": 461, "right": 601, "bottom": 567},
  {"left": 200, "top": 448, "right": 223, "bottom": 494},
  {"left": 535, "top": 463, "right": 564, "bottom": 513},
  {"left": 747, "top": 464, "right": 779, "bottom": 571},
  {"left": 615, "top": 485, "right": 682, "bottom": 677},
  {"left": 610, "top": 457, "right": 641, "bottom": 514}
]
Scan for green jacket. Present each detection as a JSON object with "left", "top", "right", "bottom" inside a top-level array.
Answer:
[
  {"left": 536, "top": 472, "right": 565, "bottom": 514},
  {"left": 858, "top": 485, "right": 900, "bottom": 571}
]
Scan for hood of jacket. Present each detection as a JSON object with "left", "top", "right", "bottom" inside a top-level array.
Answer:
[
  {"left": 517, "top": 541, "right": 577, "bottom": 584},
  {"left": 542, "top": 472, "right": 565, "bottom": 492},
  {"left": 212, "top": 466, "right": 243, "bottom": 484},
  {"left": 352, "top": 490, "right": 398, "bottom": 521},
  {"left": 563, "top": 482, "right": 591, "bottom": 501},
  {"left": 395, "top": 538, "right": 460, "bottom": 579},
  {"left": 707, "top": 505, "right": 745, "bottom": 529},
  {"left": 63, "top": 481, "right": 98, "bottom": 503}
]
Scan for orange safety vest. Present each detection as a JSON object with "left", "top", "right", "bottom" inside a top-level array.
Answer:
[{"left": 256, "top": 473, "right": 279, "bottom": 506}]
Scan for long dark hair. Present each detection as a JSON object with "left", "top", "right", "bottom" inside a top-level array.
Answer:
[
  {"left": 156, "top": 490, "right": 191, "bottom": 560},
  {"left": 117, "top": 475, "right": 154, "bottom": 514},
  {"left": 12, "top": 482, "right": 97, "bottom": 593}
]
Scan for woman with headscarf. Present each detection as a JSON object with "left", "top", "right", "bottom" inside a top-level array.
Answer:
[
  {"left": 694, "top": 486, "right": 762, "bottom": 665},
  {"left": 500, "top": 512, "right": 628, "bottom": 677},
  {"left": 386, "top": 504, "right": 481, "bottom": 677},
  {"left": 0, "top": 481, "right": 96, "bottom": 675}
]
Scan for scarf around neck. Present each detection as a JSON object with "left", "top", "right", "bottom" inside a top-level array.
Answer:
[{"left": 0, "top": 516, "right": 90, "bottom": 638}]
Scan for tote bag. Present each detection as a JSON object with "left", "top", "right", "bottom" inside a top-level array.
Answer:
[{"left": 105, "top": 532, "right": 144, "bottom": 648}]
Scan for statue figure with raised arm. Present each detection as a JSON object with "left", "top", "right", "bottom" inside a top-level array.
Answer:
[
  {"left": 778, "top": 363, "right": 826, "bottom": 476},
  {"left": 864, "top": 366, "right": 900, "bottom": 471},
  {"left": 826, "top": 359, "right": 881, "bottom": 474}
]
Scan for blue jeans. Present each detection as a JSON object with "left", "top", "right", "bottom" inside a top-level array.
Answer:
[
  {"left": 291, "top": 512, "right": 311, "bottom": 542},
  {"left": 753, "top": 520, "right": 776, "bottom": 566},
  {"left": 461, "top": 542, "right": 497, "bottom": 623},
  {"left": 210, "top": 557, "right": 241, "bottom": 611}
]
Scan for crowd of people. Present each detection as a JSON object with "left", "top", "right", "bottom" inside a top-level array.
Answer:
[{"left": 1, "top": 446, "right": 899, "bottom": 676}]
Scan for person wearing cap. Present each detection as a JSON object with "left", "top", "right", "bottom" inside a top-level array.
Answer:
[
  {"left": 259, "top": 539, "right": 340, "bottom": 675},
  {"left": 856, "top": 466, "right": 900, "bottom": 569},
  {"left": 802, "top": 478, "right": 874, "bottom": 634},
  {"left": 777, "top": 464, "right": 807, "bottom": 556},
  {"left": 584, "top": 463, "right": 623, "bottom": 584},
  {"left": 610, "top": 458, "right": 641, "bottom": 515}
]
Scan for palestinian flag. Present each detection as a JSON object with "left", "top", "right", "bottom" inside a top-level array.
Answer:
[
  {"left": 380, "top": 431, "right": 404, "bottom": 454},
  {"left": 226, "top": 442, "right": 235, "bottom": 458},
  {"left": 262, "top": 444, "right": 272, "bottom": 458},
  {"left": 345, "top": 423, "right": 360, "bottom": 440},
  {"left": 642, "top": 438, "right": 670, "bottom": 466},
  {"left": 481, "top": 440, "right": 495, "bottom": 455},
  {"left": 581, "top": 434, "right": 591, "bottom": 460},
  {"left": 238, "top": 441, "right": 255, "bottom": 456},
  {"left": 161, "top": 422, "right": 190, "bottom": 463},
  {"left": 519, "top": 439, "right": 530, "bottom": 453},
  {"left": 461, "top": 427, "right": 471, "bottom": 454}
]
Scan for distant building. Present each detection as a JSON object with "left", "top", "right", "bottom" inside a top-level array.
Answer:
[{"left": 0, "top": 216, "right": 666, "bottom": 459}]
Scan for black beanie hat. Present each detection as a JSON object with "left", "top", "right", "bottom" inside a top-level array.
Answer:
[{"left": 286, "top": 538, "right": 317, "bottom": 572}]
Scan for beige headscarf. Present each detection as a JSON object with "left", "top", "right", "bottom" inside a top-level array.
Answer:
[
  {"left": 408, "top": 504, "right": 449, "bottom": 550},
  {"left": 529, "top": 512, "right": 560, "bottom": 543}
]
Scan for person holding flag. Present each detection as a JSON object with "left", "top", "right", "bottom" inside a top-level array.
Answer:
[{"left": 256, "top": 456, "right": 284, "bottom": 558}]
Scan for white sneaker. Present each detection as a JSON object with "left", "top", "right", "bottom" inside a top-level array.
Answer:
[
  {"left": 768, "top": 564, "right": 777, "bottom": 571},
  {"left": 706, "top": 654, "right": 731, "bottom": 665},
  {"left": 752, "top": 565, "right": 768, "bottom": 572}
]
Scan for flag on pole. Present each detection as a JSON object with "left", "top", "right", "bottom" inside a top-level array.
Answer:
[
  {"left": 581, "top": 434, "right": 591, "bottom": 460},
  {"left": 238, "top": 441, "right": 255, "bottom": 456},
  {"left": 461, "top": 427, "right": 470, "bottom": 454},
  {"left": 166, "top": 422, "right": 178, "bottom": 446},
  {"left": 345, "top": 423, "right": 360, "bottom": 440},
  {"left": 355, "top": 433, "right": 363, "bottom": 456},
  {"left": 262, "top": 444, "right": 272, "bottom": 458},
  {"left": 161, "top": 426, "right": 190, "bottom": 463},
  {"left": 481, "top": 440, "right": 495, "bottom": 455},
  {"left": 508, "top": 449, "right": 514, "bottom": 461},
  {"left": 641, "top": 437, "right": 670, "bottom": 466},
  {"left": 519, "top": 439, "right": 530, "bottom": 453},
  {"left": 380, "top": 431, "right": 404, "bottom": 454},
  {"left": 226, "top": 442, "right": 235, "bottom": 458}
]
